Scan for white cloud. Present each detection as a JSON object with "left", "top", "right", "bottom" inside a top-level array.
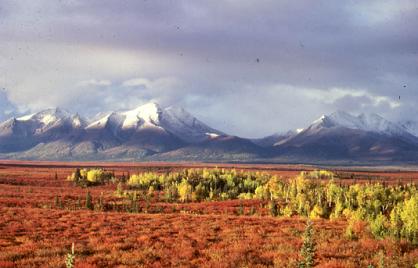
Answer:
[
  {"left": 0, "top": 90, "right": 19, "bottom": 120},
  {"left": 122, "top": 78, "right": 151, "bottom": 88},
  {"left": 350, "top": 0, "right": 418, "bottom": 25},
  {"left": 0, "top": 41, "right": 177, "bottom": 111},
  {"left": 314, "top": 88, "right": 401, "bottom": 109},
  {"left": 77, "top": 79, "right": 112, "bottom": 87}
]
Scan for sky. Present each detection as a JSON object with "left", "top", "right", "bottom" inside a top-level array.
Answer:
[{"left": 0, "top": 0, "right": 417, "bottom": 138}]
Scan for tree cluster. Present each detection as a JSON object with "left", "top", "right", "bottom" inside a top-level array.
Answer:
[
  {"left": 67, "top": 168, "right": 114, "bottom": 187},
  {"left": 127, "top": 169, "right": 418, "bottom": 243}
]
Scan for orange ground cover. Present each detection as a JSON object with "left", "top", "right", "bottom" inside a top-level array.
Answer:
[{"left": 0, "top": 161, "right": 417, "bottom": 267}]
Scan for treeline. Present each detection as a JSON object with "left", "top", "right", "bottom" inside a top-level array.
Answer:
[{"left": 127, "top": 168, "right": 272, "bottom": 201}]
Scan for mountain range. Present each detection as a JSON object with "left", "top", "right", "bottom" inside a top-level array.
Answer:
[{"left": 1, "top": 102, "right": 418, "bottom": 164}]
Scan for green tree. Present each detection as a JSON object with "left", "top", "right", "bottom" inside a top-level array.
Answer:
[
  {"left": 298, "top": 220, "right": 316, "bottom": 268},
  {"left": 74, "top": 168, "right": 82, "bottom": 185},
  {"left": 76, "top": 197, "right": 81, "bottom": 210},
  {"left": 269, "top": 200, "right": 278, "bottom": 217},
  {"left": 238, "top": 201, "right": 244, "bottom": 216},
  {"left": 85, "top": 191, "right": 93, "bottom": 210},
  {"left": 54, "top": 195, "right": 59, "bottom": 208},
  {"left": 97, "top": 192, "right": 104, "bottom": 211}
]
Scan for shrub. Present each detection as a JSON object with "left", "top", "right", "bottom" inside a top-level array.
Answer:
[
  {"left": 298, "top": 220, "right": 316, "bottom": 268},
  {"left": 269, "top": 200, "right": 278, "bottom": 217},
  {"left": 309, "top": 205, "right": 325, "bottom": 219},
  {"left": 369, "top": 213, "right": 389, "bottom": 239},
  {"left": 65, "top": 243, "right": 75, "bottom": 268},
  {"left": 282, "top": 206, "right": 294, "bottom": 217}
]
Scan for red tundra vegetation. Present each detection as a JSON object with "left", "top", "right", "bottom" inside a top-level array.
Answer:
[{"left": 0, "top": 161, "right": 417, "bottom": 267}]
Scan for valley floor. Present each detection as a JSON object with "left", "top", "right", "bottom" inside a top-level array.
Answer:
[
  {"left": 0, "top": 161, "right": 417, "bottom": 267},
  {"left": 3, "top": 207, "right": 417, "bottom": 268}
]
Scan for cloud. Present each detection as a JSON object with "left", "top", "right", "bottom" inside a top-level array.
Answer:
[
  {"left": 0, "top": 0, "right": 417, "bottom": 137},
  {"left": 77, "top": 79, "right": 112, "bottom": 87},
  {"left": 0, "top": 89, "right": 19, "bottom": 121},
  {"left": 122, "top": 78, "right": 151, "bottom": 88},
  {"left": 60, "top": 76, "right": 186, "bottom": 117}
]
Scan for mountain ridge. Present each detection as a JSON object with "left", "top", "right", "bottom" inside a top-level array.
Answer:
[{"left": 1, "top": 103, "right": 418, "bottom": 163}]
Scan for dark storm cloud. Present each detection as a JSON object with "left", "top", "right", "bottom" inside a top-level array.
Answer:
[{"left": 0, "top": 0, "right": 417, "bottom": 137}]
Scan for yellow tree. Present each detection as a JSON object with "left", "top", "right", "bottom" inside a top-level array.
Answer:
[
  {"left": 400, "top": 194, "right": 418, "bottom": 243},
  {"left": 178, "top": 179, "right": 193, "bottom": 202}
]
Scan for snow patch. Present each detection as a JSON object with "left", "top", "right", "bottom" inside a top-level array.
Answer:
[
  {"left": 312, "top": 115, "right": 326, "bottom": 124},
  {"left": 121, "top": 102, "right": 161, "bottom": 129},
  {"left": 87, "top": 113, "right": 114, "bottom": 129},
  {"left": 206, "top": 132, "right": 220, "bottom": 138},
  {"left": 17, "top": 113, "right": 35, "bottom": 121}
]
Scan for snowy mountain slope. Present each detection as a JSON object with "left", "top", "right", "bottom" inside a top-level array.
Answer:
[
  {"left": 401, "top": 120, "right": 418, "bottom": 137},
  {"left": 2, "top": 106, "right": 418, "bottom": 163},
  {"left": 0, "top": 102, "right": 226, "bottom": 157},
  {"left": 85, "top": 112, "right": 126, "bottom": 146},
  {"left": 160, "top": 106, "right": 224, "bottom": 143},
  {"left": 86, "top": 102, "right": 223, "bottom": 144},
  {"left": 121, "top": 102, "right": 162, "bottom": 129},
  {"left": 83, "top": 102, "right": 224, "bottom": 152},
  {"left": 0, "top": 108, "right": 87, "bottom": 153},
  {"left": 272, "top": 111, "right": 418, "bottom": 161},
  {"left": 17, "top": 108, "right": 86, "bottom": 132},
  {"left": 307, "top": 111, "right": 412, "bottom": 138}
]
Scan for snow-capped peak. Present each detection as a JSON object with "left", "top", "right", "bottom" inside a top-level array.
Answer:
[
  {"left": 86, "top": 102, "right": 163, "bottom": 131},
  {"left": 312, "top": 115, "right": 326, "bottom": 125},
  {"left": 17, "top": 108, "right": 72, "bottom": 126},
  {"left": 309, "top": 111, "right": 409, "bottom": 137},
  {"left": 13, "top": 102, "right": 223, "bottom": 144},
  {"left": 2, "top": 108, "right": 86, "bottom": 136},
  {"left": 71, "top": 114, "right": 87, "bottom": 128},
  {"left": 312, "top": 110, "right": 360, "bottom": 129},
  {"left": 121, "top": 102, "right": 162, "bottom": 129}
]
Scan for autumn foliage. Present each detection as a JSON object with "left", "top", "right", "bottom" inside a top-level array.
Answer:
[{"left": 0, "top": 161, "right": 417, "bottom": 267}]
